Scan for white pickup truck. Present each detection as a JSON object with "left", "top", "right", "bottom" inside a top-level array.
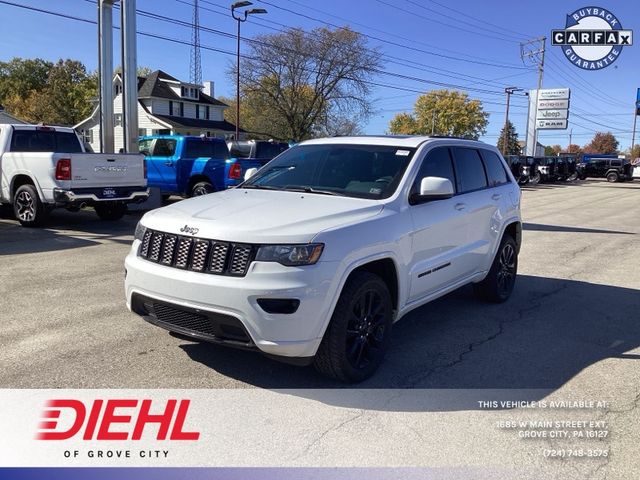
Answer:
[{"left": 0, "top": 124, "right": 148, "bottom": 226}]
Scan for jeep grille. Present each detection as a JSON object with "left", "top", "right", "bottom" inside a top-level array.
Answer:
[{"left": 138, "top": 228, "right": 255, "bottom": 277}]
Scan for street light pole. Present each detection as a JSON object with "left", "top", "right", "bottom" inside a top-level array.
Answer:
[
  {"left": 502, "top": 87, "right": 522, "bottom": 155},
  {"left": 230, "top": 1, "right": 267, "bottom": 140}
]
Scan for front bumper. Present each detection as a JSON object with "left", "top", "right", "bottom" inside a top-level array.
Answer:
[
  {"left": 53, "top": 187, "right": 149, "bottom": 206},
  {"left": 124, "top": 244, "right": 340, "bottom": 359}
]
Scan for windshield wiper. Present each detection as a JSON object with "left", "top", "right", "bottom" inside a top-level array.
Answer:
[
  {"left": 281, "top": 185, "right": 343, "bottom": 196},
  {"left": 239, "top": 184, "right": 283, "bottom": 190}
]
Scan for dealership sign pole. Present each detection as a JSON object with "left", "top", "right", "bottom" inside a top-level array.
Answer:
[{"left": 526, "top": 88, "right": 571, "bottom": 155}]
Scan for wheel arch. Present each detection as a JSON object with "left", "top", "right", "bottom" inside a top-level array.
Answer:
[
  {"left": 187, "top": 174, "right": 214, "bottom": 194},
  {"left": 318, "top": 254, "right": 402, "bottom": 343},
  {"left": 503, "top": 220, "right": 522, "bottom": 254},
  {"left": 10, "top": 174, "right": 43, "bottom": 201}
]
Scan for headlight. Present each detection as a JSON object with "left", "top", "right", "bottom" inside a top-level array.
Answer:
[
  {"left": 256, "top": 243, "right": 324, "bottom": 266},
  {"left": 134, "top": 221, "right": 147, "bottom": 241}
]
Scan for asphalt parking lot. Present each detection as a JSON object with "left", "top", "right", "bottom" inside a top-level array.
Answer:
[
  {"left": 1, "top": 179, "right": 639, "bottom": 390},
  {"left": 2, "top": 179, "right": 639, "bottom": 476}
]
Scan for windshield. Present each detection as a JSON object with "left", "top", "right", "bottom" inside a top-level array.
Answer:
[{"left": 242, "top": 143, "right": 415, "bottom": 199}]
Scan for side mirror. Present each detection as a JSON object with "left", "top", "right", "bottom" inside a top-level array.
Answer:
[
  {"left": 140, "top": 149, "right": 150, "bottom": 156},
  {"left": 244, "top": 167, "right": 258, "bottom": 181},
  {"left": 411, "top": 176, "right": 454, "bottom": 204}
]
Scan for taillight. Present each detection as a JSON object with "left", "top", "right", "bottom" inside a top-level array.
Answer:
[
  {"left": 228, "top": 163, "right": 242, "bottom": 180},
  {"left": 55, "top": 158, "right": 72, "bottom": 180}
]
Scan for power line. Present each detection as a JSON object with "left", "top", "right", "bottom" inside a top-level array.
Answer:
[
  {"left": 401, "top": 0, "right": 525, "bottom": 42},
  {"left": 2, "top": 0, "right": 513, "bottom": 110},
  {"left": 256, "top": 0, "right": 532, "bottom": 69},
  {"left": 280, "top": 0, "right": 526, "bottom": 61}
]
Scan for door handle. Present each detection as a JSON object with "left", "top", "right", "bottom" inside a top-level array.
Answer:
[
  {"left": 454, "top": 203, "right": 467, "bottom": 211},
  {"left": 492, "top": 193, "right": 502, "bottom": 201},
  {"left": 164, "top": 161, "right": 174, "bottom": 166}
]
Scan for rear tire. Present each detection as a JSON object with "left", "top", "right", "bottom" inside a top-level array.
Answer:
[
  {"left": 314, "top": 271, "right": 393, "bottom": 383},
  {"left": 190, "top": 181, "right": 214, "bottom": 197},
  {"left": 606, "top": 172, "right": 619, "bottom": 183},
  {"left": 473, "top": 235, "right": 518, "bottom": 303},
  {"left": 13, "top": 184, "right": 48, "bottom": 227},
  {"left": 529, "top": 172, "right": 540, "bottom": 186},
  {"left": 95, "top": 202, "right": 127, "bottom": 221}
]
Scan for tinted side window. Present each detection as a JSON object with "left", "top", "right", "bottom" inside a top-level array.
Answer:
[
  {"left": 138, "top": 139, "right": 153, "bottom": 155},
  {"left": 184, "top": 140, "right": 229, "bottom": 159},
  {"left": 611, "top": 160, "right": 622, "bottom": 167},
  {"left": 451, "top": 147, "right": 487, "bottom": 193},
  {"left": 480, "top": 150, "right": 509, "bottom": 187},
  {"left": 153, "top": 139, "right": 177, "bottom": 157},
  {"left": 410, "top": 147, "right": 456, "bottom": 196},
  {"left": 256, "top": 142, "right": 289, "bottom": 158}
]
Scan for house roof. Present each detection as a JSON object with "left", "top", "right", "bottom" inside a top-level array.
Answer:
[
  {"left": 138, "top": 70, "right": 227, "bottom": 107},
  {"left": 151, "top": 114, "right": 243, "bottom": 132}
]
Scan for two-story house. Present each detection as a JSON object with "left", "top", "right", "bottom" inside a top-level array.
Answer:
[
  {"left": 0, "top": 104, "right": 27, "bottom": 124},
  {"left": 75, "top": 70, "right": 240, "bottom": 152}
]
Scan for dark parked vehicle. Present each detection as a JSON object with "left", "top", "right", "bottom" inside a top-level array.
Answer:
[
  {"left": 523, "top": 156, "right": 540, "bottom": 185},
  {"left": 505, "top": 155, "right": 526, "bottom": 184},
  {"left": 536, "top": 157, "right": 557, "bottom": 183},
  {"left": 553, "top": 156, "right": 578, "bottom": 181},
  {"left": 226, "top": 140, "right": 289, "bottom": 167},
  {"left": 577, "top": 156, "right": 634, "bottom": 182},
  {"left": 505, "top": 155, "right": 540, "bottom": 185}
]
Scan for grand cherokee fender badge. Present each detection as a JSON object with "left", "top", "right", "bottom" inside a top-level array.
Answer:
[{"left": 180, "top": 225, "right": 199, "bottom": 236}]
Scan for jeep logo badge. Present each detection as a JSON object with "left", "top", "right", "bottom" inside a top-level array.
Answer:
[{"left": 180, "top": 225, "right": 199, "bottom": 236}]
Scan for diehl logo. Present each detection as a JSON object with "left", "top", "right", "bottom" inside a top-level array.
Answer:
[
  {"left": 37, "top": 399, "right": 200, "bottom": 441},
  {"left": 180, "top": 225, "right": 199, "bottom": 236},
  {"left": 552, "top": 7, "right": 632, "bottom": 70}
]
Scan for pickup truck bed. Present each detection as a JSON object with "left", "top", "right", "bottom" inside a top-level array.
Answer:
[{"left": 0, "top": 124, "right": 148, "bottom": 226}]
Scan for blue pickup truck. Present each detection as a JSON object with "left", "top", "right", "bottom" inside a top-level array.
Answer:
[{"left": 138, "top": 135, "right": 264, "bottom": 197}]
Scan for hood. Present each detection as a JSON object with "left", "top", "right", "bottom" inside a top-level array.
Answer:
[{"left": 142, "top": 188, "right": 384, "bottom": 244}]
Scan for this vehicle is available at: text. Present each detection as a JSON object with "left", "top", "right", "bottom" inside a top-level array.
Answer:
[{"left": 125, "top": 136, "right": 522, "bottom": 382}]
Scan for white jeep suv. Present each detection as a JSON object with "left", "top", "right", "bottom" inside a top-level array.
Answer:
[{"left": 125, "top": 136, "right": 521, "bottom": 382}]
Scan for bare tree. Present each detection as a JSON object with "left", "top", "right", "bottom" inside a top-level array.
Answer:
[{"left": 234, "top": 27, "right": 381, "bottom": 141}]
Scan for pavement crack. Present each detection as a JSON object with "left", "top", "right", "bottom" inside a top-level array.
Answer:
[{"left": 290, "top": 409, "right": 366, "bottom": 461}]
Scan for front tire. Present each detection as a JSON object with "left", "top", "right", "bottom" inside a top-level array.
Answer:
[
  {"left": 474, "top": 235, "right": 518, "bottom": 303},
  {"left": 314, "top": 271, "right": 393, "bottom": 383},
  {"left": 13, "top": 184, "right": 48, "bottom": 227},
  {"left": 95, "top": 202, "right": 127, "bottom": 221},
  {"left": 606, "top": 172, "right": 619, "bottom": 183}
]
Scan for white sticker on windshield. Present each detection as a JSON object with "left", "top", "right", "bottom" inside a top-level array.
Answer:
[{"left": 396, "top": 149, "right": 410, "bottom": 156}]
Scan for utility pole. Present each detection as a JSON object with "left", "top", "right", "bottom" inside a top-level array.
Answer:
[
  {"left": 431, "top": 110, "right": 436, "bottom": 135},
  {"left": 520, "top": 37, "right": 546, "bottom": 156},
  {"left": 502, "top": 87, "right": 522, "bottom": 155},
  {"left": 569, "top": 128, "right": 572, "bottom": 149}
]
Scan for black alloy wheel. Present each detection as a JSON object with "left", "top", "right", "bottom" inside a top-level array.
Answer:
[
  {"left": 345, "top": 288, "right": 388, "bottom": 370},
  {"left": 314, "top": 271, "right": 393, "bottom": 382},
  {"left": 496, "top": 242, "right": 517, "bottom": 298},
  {"left": 473, "top": 235, "right": 518, "bottom": 303}
]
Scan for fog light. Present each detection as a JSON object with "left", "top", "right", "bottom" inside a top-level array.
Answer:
[{"left": 257, "top": 298, "right": 300, "bottom": 314}]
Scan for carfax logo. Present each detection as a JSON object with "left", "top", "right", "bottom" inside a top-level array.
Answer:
[{"left": 551, "top": 6, "right": 633, "bottom": 70}]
